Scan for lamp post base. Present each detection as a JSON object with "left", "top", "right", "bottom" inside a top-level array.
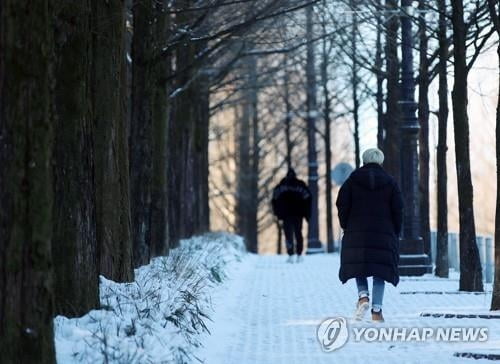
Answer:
[
  {"left": 399, "top": 254, "right": 432, "bottom": 275},
  {"left": 399, "top": 237, "right": 432, "bottom": 275},
  {"left": 306, "top": 239, "right": 324, "bottom": 254}
]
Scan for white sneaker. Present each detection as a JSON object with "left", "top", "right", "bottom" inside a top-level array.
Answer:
[
  {"left": 296, "top": 255, "right": 304, "bottom": 263},
  {"left": 286, "top": 256, "right": 294, "bottom": 263},
  {"left": 354, "top": 297, "right": 370, "bottom": 321}
]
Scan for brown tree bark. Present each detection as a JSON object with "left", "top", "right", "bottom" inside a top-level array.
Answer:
[
  {"left": 168, "top": 51, "right": 195, "bottom": 246},
  {"left": 52, "top": 0, "right": 99, "bottom": 316},
  {"left": 193, "top": 74, "right": 211, "bottom": 235},
  {"left": 168, "top": 0, "right": 211, "bottom": 246},
  {"left": 150, "top": 0, "right": 170, "bottom": 257},
  {"left": 451, "top": 0, "right": 483, "bottom": 291},
  {"left": 131, "top": 0, "right": 171, "bottom": 260},
  {"left": 435, "top": 0, "right": 449, "bottom": 278},
  {"left": 0, "top": 1, "right": 56, "bottom": 361},
  {"left": 130, "top": 0, "right": 154, "bottom": 266},
  {"left": 92, "top": 0, "right": 134, "bottom": 282},
  {"left": 418, "top": 0, "right": 432, "bottom": 263}
]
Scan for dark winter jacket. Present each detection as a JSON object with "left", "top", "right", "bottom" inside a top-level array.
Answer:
[
  {"left": 336, "top": 163, "right": 403, "bottom": 286},
  {"left": 272, "top": 175, "right": 311, "bottom": 220}
]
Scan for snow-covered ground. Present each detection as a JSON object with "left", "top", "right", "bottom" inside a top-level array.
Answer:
[
  {"left": 54, "top": 233, "right": 245, "bottom": 363},
  {"left": 199, "top": 254, "right": 500, "bottom": 364},
  {"left": 54, "top": 236, "right": 499, "bottom": 363}
]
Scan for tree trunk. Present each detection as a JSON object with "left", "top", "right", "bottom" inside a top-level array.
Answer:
[
  {"left": 418, "top": 0, "right": 432, "bottom": 263},
  {"left": 435, "top": 0, "right": 449, "bottom": 278},
  {"left": 351, "top": 0, "right": 361, "bottom": 168},
  {"left": 235, "top": 93, "right": 252, "bottom": 249},
  {"left": 493, "top": 41, "right": 500, "bottom": 310},
  {"left": 451, "top": 0, "right": 483, "bottom": 291},
  {"left": 487, "top": 0, "right": 500, "bottom": 309},
  {"left": 384, "top": 0, "right": 401, "bottom": 182},
  {"left": 92, "top": 0, "right": 134, "bottom": 282},
  {"left": 236, "top": 52, "right": 259, "bottom": 253},
  {"left": 150, "top": 0, "right": 170, "bottom": 257},
  {"left": 52, "top": 0, "right": 99, "bottom": 316},
  {"left": 249, "top": 55, "right": 260, "bottom": 253},
  {"left": 130, "top": 0, "right": 155, "bottom": 266},
  {"left": 284, "top": 53, "right": 293, "bottom": 170},
  {"left": 321, "top": 16, "right": 335, "bottom": 252},
  {"left": 0, "top": 1, "right": 56, "bottom": 362},
  {"left": 375, "top": 0, "right": 385, "bottom": 150},
  {"left": 168, "top": 2, "right": 210, "bottom": 245},
  {"left": 306, "top": 4, "right": 321, "bottom": 251},
  {"left": 193, "top": 74, "right": 211, "bottom": 234}
]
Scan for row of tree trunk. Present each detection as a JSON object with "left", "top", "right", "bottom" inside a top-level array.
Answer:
[
  {"left": 376, "top": 0, "right": 485, "bottom": 292},
  {"left": 329, "top": 0, "right": 491, "bottom": 293},
  {"left": 0, "top": 1, "right": 211, "bottom": 362},
  {"left": 233, "top": 0, "right": 499, "bottom": 305}
]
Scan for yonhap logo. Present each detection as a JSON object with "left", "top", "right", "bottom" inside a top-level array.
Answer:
[
  {"left": 316, "top": 317, "right": 349, "bottom": 352},
  {"left": 316, "top": 317, "right": 489, "bottom": 352}
]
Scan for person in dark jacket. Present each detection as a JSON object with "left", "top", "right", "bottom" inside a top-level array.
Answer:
[
  {"left": 336, "top": 148, "right": 403, "bottom": 322},
  {"left": 272, "top": 168, "right": 312, "bottom": 263}
]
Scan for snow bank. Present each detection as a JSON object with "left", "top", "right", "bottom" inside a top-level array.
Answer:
[{"left": 54, "top": 232, "right": 246, "bottom": 363}]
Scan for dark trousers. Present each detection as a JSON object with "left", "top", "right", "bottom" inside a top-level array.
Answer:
[{"left": 283, "top": 216, "right": 303, "bottom": 256}]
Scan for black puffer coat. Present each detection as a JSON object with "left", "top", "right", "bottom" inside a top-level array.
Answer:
[
  {"left": 272, "top": 175, "right": 311, "bottom": 220},
  {"left": 336, "top": 163, "right": 403, "bottom": 286}
]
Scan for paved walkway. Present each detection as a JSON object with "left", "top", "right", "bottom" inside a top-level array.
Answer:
[{"left": 200, "top": 254, "right": 499, "bottom": 363}]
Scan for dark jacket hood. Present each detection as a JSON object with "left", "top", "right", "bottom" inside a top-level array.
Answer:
[
  {"left": 286, "top": 168, "right": 296, "bottom": 179},
  {"left": 349, "top": 163, "right": 393, "bottom": 190}
]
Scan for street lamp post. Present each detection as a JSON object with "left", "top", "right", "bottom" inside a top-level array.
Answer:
[
  {"left": 305, "top": 3, "right": 323, "bottom": 254},
  {"left": 398, "top": 0, "right": 432, "bottom": 275}
]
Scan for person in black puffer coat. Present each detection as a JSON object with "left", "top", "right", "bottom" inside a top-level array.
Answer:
[
  {"left": 336, "top": 148, "right": 403, "bottom": 322},
  {"left": 272, "top": 168, "right": 311, "bottom": 263}
]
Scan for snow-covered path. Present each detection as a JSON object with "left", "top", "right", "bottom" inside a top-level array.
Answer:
[{"left": 200, "top": 254, "right": 499, "bottom": 364}]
